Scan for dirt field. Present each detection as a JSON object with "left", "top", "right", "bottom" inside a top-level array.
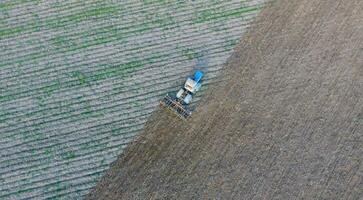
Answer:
[{"left": 87, "top": 0, "right": 363, "bottom": 199}]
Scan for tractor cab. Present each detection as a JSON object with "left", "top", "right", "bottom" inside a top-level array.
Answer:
[{"left": 184, "top": 70, "right": 203, "bottom": 94}]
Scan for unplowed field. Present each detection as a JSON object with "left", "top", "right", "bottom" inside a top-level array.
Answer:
[{"left": 87, "top": 0, "right": 363, "bottom": 199}]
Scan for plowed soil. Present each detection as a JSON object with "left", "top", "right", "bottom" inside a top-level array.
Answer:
[{"left": 87, "top": 0, "right": 363, "bottom": 199}]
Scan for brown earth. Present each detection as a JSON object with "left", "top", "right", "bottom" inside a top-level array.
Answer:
[{"left": 86, "top": 0, "right": 363, "bottom": 199}]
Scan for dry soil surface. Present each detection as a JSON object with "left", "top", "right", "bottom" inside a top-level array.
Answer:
[{"left": 87, "top": 0, "right": 363, "bottom": 199}]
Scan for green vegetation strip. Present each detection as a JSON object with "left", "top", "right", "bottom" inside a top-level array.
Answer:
[
  {"left": 0, "top": 2, "right": 254, "bottom": 65},
  {"left": 0, "top": 30, "right": 242, "bottom": 105}
]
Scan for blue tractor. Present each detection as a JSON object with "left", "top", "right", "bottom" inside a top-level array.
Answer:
[{"left": 160, "top": 70, "right": 204, "bottom": 119}]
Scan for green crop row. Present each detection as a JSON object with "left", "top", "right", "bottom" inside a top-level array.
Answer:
[{"left": 0, "top": 4, "right": 119, "bottom": 39}]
